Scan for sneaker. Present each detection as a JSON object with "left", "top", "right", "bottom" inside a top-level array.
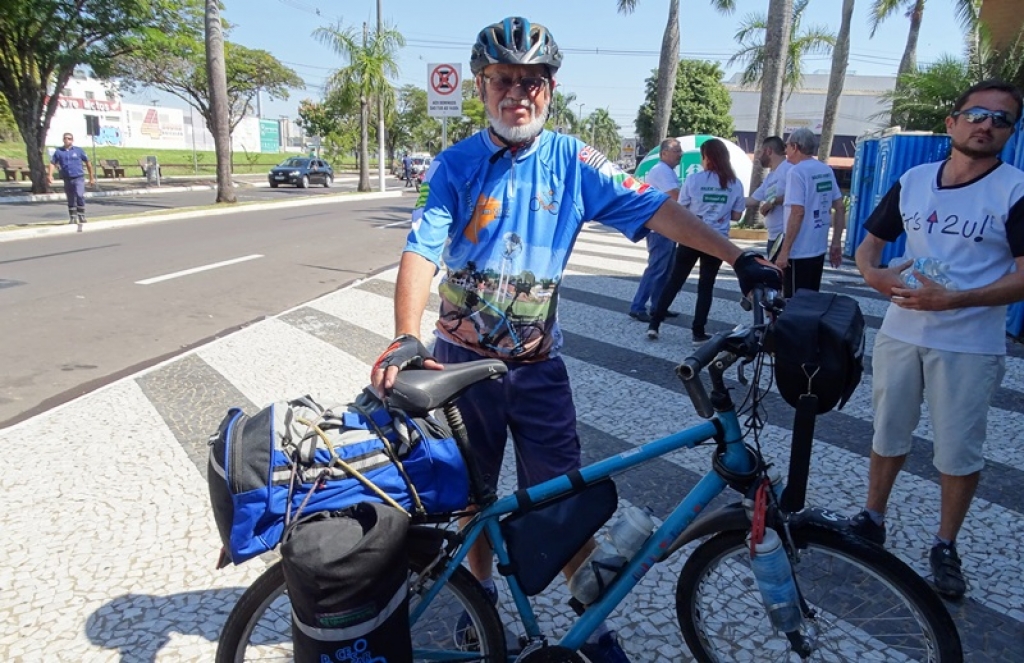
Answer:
[
  {"left": 692, "top": 331, "right": 711, "bottom": 343},
  {"left": 664, "top": 310, "right": 681, "bottom": 318},
  {"left": 646, "top": 327, "right": 659, "bottom": 340},
  {"left": 68, "top": 217, "right": 76, "bottom": 224},
  {"left": 454, "top": 584, "right": 498, "bottom": 649},
  {"left": 848, "top": 510, "right": 886, "bottom": 545},
  {"left": 929, "top": 542, "right": 967, "bottom": 599},
  {"left": 580, "top": 630, "right": 631, "bottom": 663},
  {"left": 628, "top": 311, "right": 651, "bottom": 322}
]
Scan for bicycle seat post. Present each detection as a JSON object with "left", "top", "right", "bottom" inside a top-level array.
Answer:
[{"left": 442, "top": 402, "right": 496, "bottom": 506}]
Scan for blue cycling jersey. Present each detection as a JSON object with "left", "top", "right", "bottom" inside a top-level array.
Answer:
[{"left": 406, "top": 130, "right": 668, "bottom": 360}]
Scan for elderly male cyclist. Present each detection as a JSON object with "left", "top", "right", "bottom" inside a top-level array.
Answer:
[{"left": 370, "top": 16, "right": 782, "bottom": 661}]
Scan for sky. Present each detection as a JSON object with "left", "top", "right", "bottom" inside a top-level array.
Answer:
[{"left": 125, "top": 0, "right": 968, "bottom": 134}]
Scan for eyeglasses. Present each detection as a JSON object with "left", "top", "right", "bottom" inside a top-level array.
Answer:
[
  {"left": 952, "top": 106, "right": 1016, "bottom": 129},
  {"left": 483, "top": 74, "right": 549, "bottom": 94}
]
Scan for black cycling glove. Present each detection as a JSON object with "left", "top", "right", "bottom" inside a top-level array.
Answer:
[
  {"left": 373, "top": 334, "right": 435, "bottom": 374},
  {"left": 733, "top": 250, "right": 783, "bottom": 295}
]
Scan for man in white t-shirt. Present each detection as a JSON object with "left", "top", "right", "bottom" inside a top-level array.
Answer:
[
  {"left": 746, "top": 136, "right": 792, "bottom": 259},
  {"left": 629, "top": 138, "right": 682, "bottom": 321},
  {"left": 851, "top": 79, "right": 1024, "bottom": 600},
  {"left": 774, "top": 128, "right": 845, "bottom": 297}
]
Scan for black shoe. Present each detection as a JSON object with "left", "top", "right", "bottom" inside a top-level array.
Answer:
[
  {"left": 692, "top": 331, "right": 711, "bottom": 343},
  {"left": 930, "top": 542, "right": 966, "bottom": 599},
  {"left": 628, "top": 311, "right": 651, "bottom": 323},
  {"left": 849, "top": 510, "right": 886, "bottom": 545},
  {"left": 646, "top": 326, "right": 659, "bottom": 340},
  {"left": 77, "top": 215, "right": 87, "bottom": 224},
  {"left": 664, "top": 310, "right": 681, "bottom": 318},
  {"left": 579, "top": 630, "right": 632, "bottom": 663}
]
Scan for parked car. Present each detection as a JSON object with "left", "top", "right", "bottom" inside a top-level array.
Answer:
[
  {"left": 408, "top": 153, "right": 432, "bottom": 177},
  {"left": 268, "top": 157, "right": 334, "bottom": 188}
]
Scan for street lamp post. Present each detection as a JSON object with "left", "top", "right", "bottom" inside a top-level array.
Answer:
[
  {"left": 190, "top": 106, "right": 198, "bottom": 173},
  {"left": 577, "top": 103, "right": 586, "bottom": 142}
]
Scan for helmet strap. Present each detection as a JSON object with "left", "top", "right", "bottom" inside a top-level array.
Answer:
[{"left": 488, "top": 126, "right": 537, "bottom": 163}]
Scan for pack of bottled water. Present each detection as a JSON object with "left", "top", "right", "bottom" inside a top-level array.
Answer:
[{"left": 893, "top": 256, "right": 958, "bottom": 290}]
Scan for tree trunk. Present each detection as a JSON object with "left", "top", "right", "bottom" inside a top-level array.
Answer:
[
  {"left": 819, "top": 0, "right": 855, "bottom": 163},
  {"left": 359, "top": 97, "right": 370, "bottom": 192},
  {"left": 9, "top": 74, "right": 66, "bottom": 193},
  {"left": 889, "top": 0, "right": 925, "bottom": 126},
  {"left": 746, "top": 0, "right": 793, "bottom": 225},
  {"left": 205, "top": 0, "right": 236, "bottom": 203},
  {"left": 655, "top": 0, "right": 680, "bottom": 142}
]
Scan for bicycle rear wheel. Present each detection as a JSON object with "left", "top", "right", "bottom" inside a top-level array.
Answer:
[
  {"left": 676, "top": 525, "right": 962, "bottom": 662},
  {"left": 216, "top": 551, "right": 506, "bottom": 662}
]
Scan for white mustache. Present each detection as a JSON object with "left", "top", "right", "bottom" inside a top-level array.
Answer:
[{"left": 500, "top": 98, "right": 532, "bottom": 110}]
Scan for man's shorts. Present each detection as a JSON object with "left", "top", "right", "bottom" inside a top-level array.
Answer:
[
  {"left": 433, "top": 340, "right": 581, "bottom": 491},
  {"left": 871, "top": 333, "right": 1005, "bottom": 475}
]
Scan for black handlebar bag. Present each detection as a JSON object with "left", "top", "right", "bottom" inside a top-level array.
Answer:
[{"left": 280, "top": 502, "right": 412, "bottom": 663}]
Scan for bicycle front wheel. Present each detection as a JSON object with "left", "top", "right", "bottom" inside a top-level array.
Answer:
[
  {"left": 216, "top": 551, "right": 506, "bottom": 662},
  {"left": 676, "top": 525, "right": 962, "bottom": 662}
]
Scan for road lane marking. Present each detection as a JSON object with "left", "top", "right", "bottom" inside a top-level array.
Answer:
[{"left": 135, "top": 254, "right": 264, "bottom": 285}]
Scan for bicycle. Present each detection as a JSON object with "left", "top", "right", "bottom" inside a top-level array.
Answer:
[
  {"left": 216, "top": 287, "right": 963, "bottom": 663},
  {"left": 440, "top": 289, "right": 545, "bottom": 358}
]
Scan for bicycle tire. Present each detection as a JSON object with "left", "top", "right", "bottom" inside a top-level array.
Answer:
[
  {"left": 675, "top": 525, "right": 963, "bottom": 663},
  {"left": 216, "top": 550, "right": 506, "bottom": 662}
]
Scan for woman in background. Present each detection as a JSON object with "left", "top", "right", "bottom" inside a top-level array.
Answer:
[{"left": 647, "top": 138, "right": 746, "bottom": 342}]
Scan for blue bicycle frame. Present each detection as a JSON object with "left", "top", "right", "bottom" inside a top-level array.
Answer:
[{"left": 408, "top": 405, "right": 754, "bottom": 656}]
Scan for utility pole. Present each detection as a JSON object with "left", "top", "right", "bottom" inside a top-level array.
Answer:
[
  {"left": 578, "top": 102, "right": 586, "bottom": 141},
  {"left": 376, "top": 0, "right": 386, "bottom": 192}
]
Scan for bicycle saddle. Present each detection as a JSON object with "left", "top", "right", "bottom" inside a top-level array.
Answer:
[{"left": 390, "top": 360, "right": 507, "bottom": 413}]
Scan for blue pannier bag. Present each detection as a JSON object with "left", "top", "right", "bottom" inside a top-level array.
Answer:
[{"left": 207, "top": 388, "right": 469, "bottom": 565}]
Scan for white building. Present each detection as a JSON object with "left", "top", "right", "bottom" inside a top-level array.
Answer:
[
  {"left": 726, "top": 72, "right": 896, "bottom": 159},
  {"left": 44, "top": 69, "right": 295, "bottom": 156}
]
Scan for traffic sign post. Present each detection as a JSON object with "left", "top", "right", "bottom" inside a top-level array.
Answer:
[{"left": 428, "top": 63, "right": 463, "bottom": 149}]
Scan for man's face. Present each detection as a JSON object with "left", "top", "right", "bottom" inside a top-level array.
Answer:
[
  {"left": 758, "top": 146, "right": 772, "bottom": 168},
  {"left": 63, "top": 134, "right": 73, "bottom": 147},
  {"left": 947, "top": 89, "right": 1018, "bottom": 159},
  {"left": 478, "top": 63, "right": 552, "bottom": 142},
  {"left": 661, "top": 142, "right": 682, "bottom": 167},
  {"left": 784, "top": 142, "right": 800, "bottom": 164}
]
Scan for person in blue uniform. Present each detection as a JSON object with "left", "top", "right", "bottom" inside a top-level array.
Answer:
[{"left": 47, "top": 133, "right": 96, "bottom": 223}]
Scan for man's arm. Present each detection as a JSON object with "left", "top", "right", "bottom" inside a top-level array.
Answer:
[
  {"left": 84, "top": 158, "right": 95, "bottom": 184},
  {"left": 855, "top": 232, "right": 906, "bottom": 296},
  {"left": 890, "top": 257, "right": 1024, "bottom": 311},
  {"left": 829, "top": 196, "right": 846, "bottom": 268},
  {"left": 394, "top": 251, "right": 438, "bottom": 337},
  {"left": 776, "top": 205, "right": 804, "bottom": 269},
  {"left": 644, "top": 200, "right": 742, "bottom": 264}
]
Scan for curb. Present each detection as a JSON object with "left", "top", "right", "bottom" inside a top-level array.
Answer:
[{"left": 0, "top": 190, "right": 406, "bottom": 243}]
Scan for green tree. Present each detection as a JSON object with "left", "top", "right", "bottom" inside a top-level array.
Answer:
[
  {"left": 113, "top": 41, "right": 303, "bottom": 135},
  {"left": 868, "top": 0, "right": 981, "bottom": 125},
  {"left": 314, "top": 20, "right": 404, "bottom": 192},
  {"left": 446, "top": 79, "right": 487, "bottom": 147},
  {"left": 546, "top": 90, "right": 578, "bottom": 133},
  {"left": 0, "top": 0, "right": 200, "bottom": 193},
  {"left": 729, "top": 0, "right": 835, "bottom": 131},
  {"left": 585, "top": 108, "right": 622, "bottom": 159},
  {"left": 617, "top": 0, "right": 735, "bottom": 142},
  {"left": 0, "top": 93, "right": 16, "bottom": 142},
  {"left": 635, "top": 60, "right": 734, "bottom": 146}
]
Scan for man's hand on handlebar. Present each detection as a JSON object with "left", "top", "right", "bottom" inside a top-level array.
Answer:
[
  {"left": 732, "top": 250, "right": 783, "bottom": 295},
  {"left": 370, "top": 334, "right": 444, "bottom": 397}
]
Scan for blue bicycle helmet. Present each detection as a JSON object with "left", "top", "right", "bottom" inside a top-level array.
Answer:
[{"left": 470, "top": 17, "right": 563, "bottom": 76}]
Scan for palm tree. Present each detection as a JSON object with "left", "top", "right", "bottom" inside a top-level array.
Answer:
[
  {"left": 204, "top": 0, "right": 235, "bottom": 203},
  {"left": 868, "top": 0, "right": 980, "bottom": 125},
  {"left": 617, "top": 0, "right": 735, "bottom": 143},
  {"left": 729, "top": 0, "right": 836, "bottom": 133},
  {"left": 314, "top": 20, "right": 404, "bottom": 192},
  {"left": 819, "top": 0, "right": 856, "bottom": 162},
  {"left": 546, "top": 90, "right": 578, "bottom": 133},
  {"left": 586, "top": 108, "right": 622, "bottom": 159}
]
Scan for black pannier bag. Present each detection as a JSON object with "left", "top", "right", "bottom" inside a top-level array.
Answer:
[
  {"left": 499, "top": 478, "right": 618, "bottom": 596},
  {"left": 280, "top": 502, "right": 412, "bottom": 663},
  {"left": 769, "top": 289, "right": 866, "bottom": 414}
]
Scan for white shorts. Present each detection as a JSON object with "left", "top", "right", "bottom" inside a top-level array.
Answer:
[{"left": 871, "top": 333, "right": 1005, "bottom": 476}]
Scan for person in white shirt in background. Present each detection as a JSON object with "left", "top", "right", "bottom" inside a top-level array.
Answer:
[
  {"left": 628, "top": 138, "right": 683, "bottom": 322},
  {"left": 746, "top": 136, "right": 792, "bottom": 260},
  {"left": 647, "top": 138, "right": 746, "bottom": 342},
  {"left": 774, "top": 127, "right": 845, "bottom": 297}
]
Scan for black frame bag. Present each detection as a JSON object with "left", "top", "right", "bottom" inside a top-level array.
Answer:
[
  {"left": 281, "top": 502, "right": 412, "bottom": 663},
  {"left": 770, "top": 289, "right": 866, "bottom": 414}
]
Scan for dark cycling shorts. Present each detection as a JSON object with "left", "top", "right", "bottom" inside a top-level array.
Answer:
[{"left": 433, "top": 339, "right": 581, "bottom": 491}]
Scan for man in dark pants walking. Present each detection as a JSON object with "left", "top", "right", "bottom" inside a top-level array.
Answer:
[{"left": 47, "top": 133, "right": 96, "bottom": 224}]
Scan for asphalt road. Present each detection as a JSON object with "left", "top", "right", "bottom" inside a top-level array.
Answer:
[
  {"left": 0, "top": 174, "right": 411, "bottom": 226},
  {"left": 0, "top": 193, "right": 415, "bottom": 427}
]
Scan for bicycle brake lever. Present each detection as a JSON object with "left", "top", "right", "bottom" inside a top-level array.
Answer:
[{"left": 737, "top": 360, "right": 749, "bottom": 386}]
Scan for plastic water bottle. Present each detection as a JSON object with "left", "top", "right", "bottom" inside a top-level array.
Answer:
[
  {"left": 747, "top": 527, "right": 802, "bottom": 632},
  {"left": 895, "top": 256, "right": 958, "bottom": 290},
  {"left": 568, "top": 506, "right": 656, "bottom": 605}
]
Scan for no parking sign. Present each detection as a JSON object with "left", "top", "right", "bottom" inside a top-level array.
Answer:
[{"left": 427, "top": 63, "right": 463, "bottom": 118}]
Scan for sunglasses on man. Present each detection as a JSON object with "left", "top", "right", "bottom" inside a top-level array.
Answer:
[
  {"left": 951, "top": 106, "right": 1017, "bottom": 129},
  {"left": 483, "top": 74, "right": 549, "bottom": 94}
]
